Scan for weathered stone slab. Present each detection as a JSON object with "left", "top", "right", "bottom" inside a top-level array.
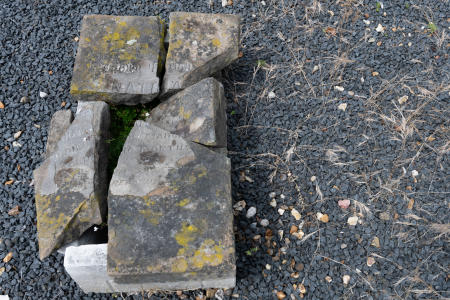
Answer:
[
  {"left": 45, "top": 110, "right": 73, "bottom": 158},
  {"left": 162, "top": 12, "right": 240, "bottom": 95},
  {"left": 70, "top": 15, "right": 165, "bottom": 105},
  {"left": 64, "top": 243, "right": 235, "bottom": 293},
  {"left": 146, "top": 77, "right": 227, "bottom": 147},
  {"left": 34, "top": 101, "right": 110, "bottom": 259},
  {"left": 107, "top": 121, "right": 235, "bottom": 286}
]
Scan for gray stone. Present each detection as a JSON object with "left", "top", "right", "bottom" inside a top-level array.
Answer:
[
  {"left": 34, "top": 101, "right": 110, "bottom": 259},
  {"left": 146, "top": 78, "right": 227, "bottom": 147},
  {"left": 108, "top": 121, "right": 235, "bottom": 286},
  {"left": 162, "top": 12, "right": 240, "bottom": 96},
  {"left": 70, "top": 15, "right": 165, "bottom": 105},
  {"left": 64, "top": 244, "right": 235, "bottom": 293},
  {"left": 45, "top": 110, "right": 73, "bottom": 158}
]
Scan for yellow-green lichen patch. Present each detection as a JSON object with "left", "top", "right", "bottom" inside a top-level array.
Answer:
[
  {"left": 139, "top": 208, "right": 162, "bottom": 225},
  {"left": 175, "top": 222, "right": 199, "bottom": 248},
  {"left": 191, "top": 239, "right": 224, "bottom": 269},
  {"left": 176, "top": 198, "right": 190, "bottom": 207},
  {"left": 171, "top": 258, "right": 188, "bottom": 272},
  {"left": 211, "top": 38, "right": 221, "bottom": 47},
  {"left": 178, "top": 106, "right": 192, "bottom": 120}
]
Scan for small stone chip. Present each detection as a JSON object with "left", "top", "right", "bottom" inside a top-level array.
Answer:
[
  {"left": 246, "top": 206, "right": 257, "bottom": 218},
  {"left": 371, "top": 236, "right": 380, "bottom": 248},
  {"left": 343, "top": 275, "right": 351, "bottom": 285},
  {"left": 317, "top": 212, "right": 329, "bottom": 223},
  {"left": 276, "top": 291, "right": 286, "bottom": 299},
  {"left": 291, "top": 208, "right": 301, "bottom": 220},
  {"left": 347, "top": 216, "right": 358, "bottom": 226},
  {"left": 13, "top": 131, "right": 22, "bottom": 139},
  {"left": 367, "top": 256, "right": 376, "bottom": 267},
  {"left": 3, "top": 252, "right": 13, "bottom": 263},
  {"left": 338, "top": 199, "right": 350, "bottom": 209},
  {"left": 338, "top": 103, "right": 347, "bottom": 111},
  {"left": 398, "top": 95, "right": 408, "bottom": 104}
]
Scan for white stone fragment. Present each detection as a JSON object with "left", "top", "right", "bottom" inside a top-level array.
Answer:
[
  {"left": 64, "top": 244, "right": 235, "bottom": 293},
  {"left": 270, "top": 198, "right": 277, "bottom": 208},
  {"left": 13, "top": 131, "right": 22, "bottom": 139},
  {"left": 376, "top": 24, "right": 384, "bottom": 33},
  {"left": 338, "top": 103, "right": 348, "bottom": 111},
  {"left": 347, "top": 216, "right": 359, "bottom": 226},
  {"left": 246, "top": 206, "right": 257, "bottom": 218},
  {"left": 39, "top": 91, "right": 48, "bottom": 98},
  {"left": 268, "top": 91, "right": 276, "bottom": 99},
  {"left": 260, "top": 219, "right": 269, "bottom": 227},
  {"left": 291, "top": 208, "right": 301, "bottom": 220}
]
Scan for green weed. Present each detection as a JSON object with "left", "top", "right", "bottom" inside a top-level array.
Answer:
[
  {"left": 428, "top": 22, "right": 437, "bottom": 34},
  {"left": 107, "top": 105, "right": 139, "bottom": 178},
  {"left": 257, "top": 59, "right": 267, "bottom": 67},
  {"left": 376, "top": 2, "right": 381, "bottom": 12},
  {"left": 245, "top": 247, "right": 259, "bottom": 256}
]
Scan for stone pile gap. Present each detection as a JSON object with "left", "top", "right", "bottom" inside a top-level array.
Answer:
[{"left": 33, "top": 12, "right": 241, "bottom": 293}]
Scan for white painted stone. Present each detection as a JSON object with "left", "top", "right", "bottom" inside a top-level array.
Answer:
[{"left": 64, "top": 244, "right": 235, "bottom": 293}]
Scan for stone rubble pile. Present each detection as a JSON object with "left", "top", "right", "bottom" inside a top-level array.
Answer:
[{"left": 33, "top": 12, "right": 240, "bottom": 293}]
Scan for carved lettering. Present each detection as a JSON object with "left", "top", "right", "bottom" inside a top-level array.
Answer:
[{"left": 167, "top": 62, "right": 193, "bottom": 72}]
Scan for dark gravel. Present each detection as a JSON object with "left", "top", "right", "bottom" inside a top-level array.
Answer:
[{"left": 0, "top": 0, "right": 449, "bottom": 299}]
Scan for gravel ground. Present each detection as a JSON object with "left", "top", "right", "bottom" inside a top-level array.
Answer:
[{"left": 0, "top": 0, "right": 449, "bottom": 299}]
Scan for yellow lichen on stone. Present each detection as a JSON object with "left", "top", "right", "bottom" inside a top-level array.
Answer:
[
  {"left": 176, "top": 198, "right": 190, "bottom": 207},
  {"left": 178, "top": 106, "right": 192, "bottom": 120},
  {"left": 191, "top": 239, "right": 224, "bottom": 269},
  {"left": 139, "top": 208, "right": 162, "bottom": 225},
  {"left": 175, "top": 222, "right": 198, "bottom": 248},
  {"left": 172, "top": 258, "right": 188, "bottom": 272},
  {"left": 166, "top": 39, "right": 183, "bottom": 60},
  {"left": 212, "top": 38, "right": 221, "bottom": 47},
  {"left": 196, "top": 165, "right": 207, "bottom": 178}
]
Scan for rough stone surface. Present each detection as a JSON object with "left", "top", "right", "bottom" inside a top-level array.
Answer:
[
  {"left": 64, "top": 244, "right": 235, "bottom": 293},
  {"left": 70, "top": 15, "right": 165, "bottom": 105},
  {"left": 45, "top": 110, "right": 73, "bottom": 158},
  {"left": 108, "top": 121, "right": 235, "bottom": 285},
  {"left": 162, "top": 12, "right": 240, "bottom": 95},
  {"left": 147, "top": 77, "right": 227, "bottom": 147},
  {"left": 33, "top": 101, "right": 110, "bottom": 259}
]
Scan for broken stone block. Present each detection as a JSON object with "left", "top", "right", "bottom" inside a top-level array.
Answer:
[
  {"left": 146, "top": 77, "right": 227, "bottom": 147},
  {"left": 64, "top": 244, "right": 235, "bottom": 293},
  {"left": 108, "top": 121, "right": 235, "bottom": 287},
  {"left": 34, "top": 101, "right": 110, "bottom": 259},
  {"left": 162, "top": 12, "right": 240, "bottom": 95},
  {"left": 45, "top": 110, "right": 73, "bottom": 158},
  {"left": 70, "top": 15, "right": 165, "bottom": 105}
]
